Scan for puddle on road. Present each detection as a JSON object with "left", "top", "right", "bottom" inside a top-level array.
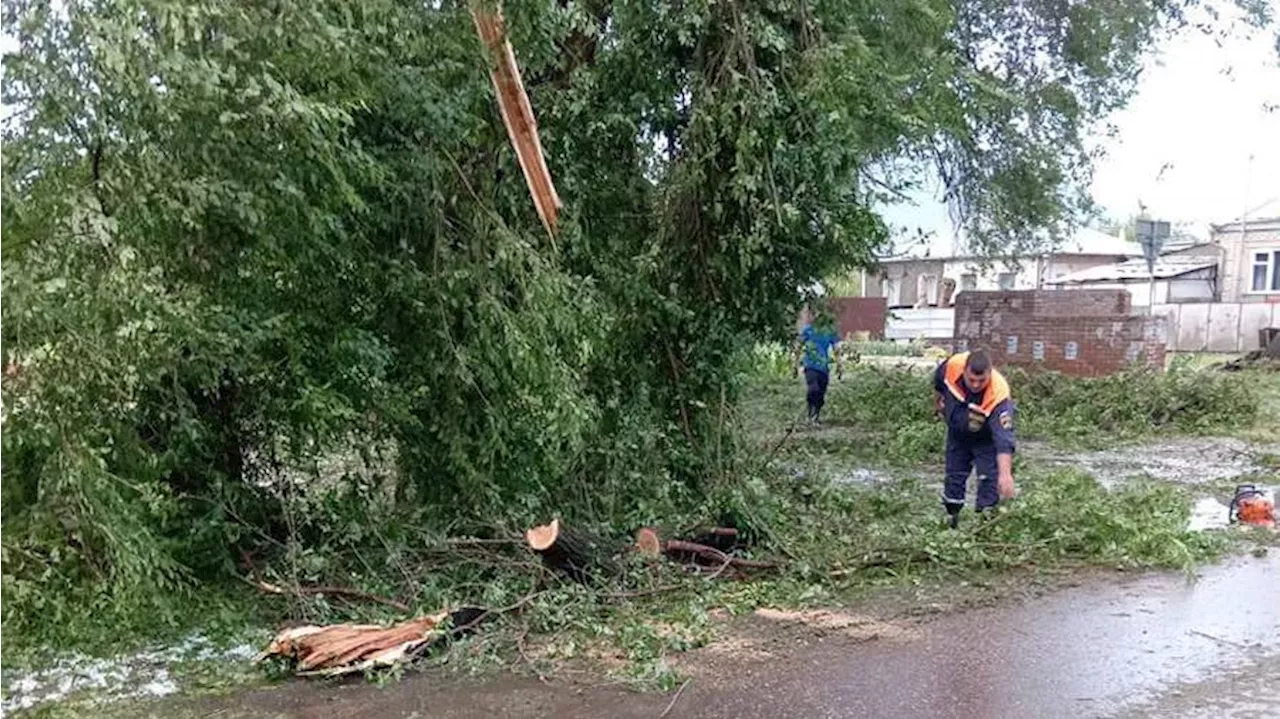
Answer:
[
  {"left": 1027, "top": 437, "right": 1279, "bottom": 488},
  {"left": 679, "top": 552, "right": 1280, "bottom": 719},
  {"left": 1117, "top": 652, "right": 1280, "bottom": 719}
]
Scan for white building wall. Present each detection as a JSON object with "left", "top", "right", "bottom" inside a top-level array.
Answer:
[{"left": 1214, "top": 221, "right": 1280, "bottom": 302}]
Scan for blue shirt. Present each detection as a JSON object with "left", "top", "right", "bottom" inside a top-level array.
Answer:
[
  {"left": 800, "top": 325, "right": 839, "bottom": 373},
  {"left": 933, "top": 361, "right": 1016, "bottom": 454}
]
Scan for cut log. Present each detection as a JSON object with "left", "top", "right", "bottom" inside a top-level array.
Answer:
[
  {"left": 259, "top": 613, "right": 445, "bottom": 677},
  {"left": 686, "top": 527, "right": 742, "bottom": 553},
  {"left": 526, "top": 518, "right": 561, "bottom": 551},
  {"left": 525, "top": 519, "right": 620, "bottom": 582},
  {"left": 635, "top": 527, "right": 663, "bottom": 558},
  {"left": 661, "top": 539, "right": 778, "bottom": 573}
]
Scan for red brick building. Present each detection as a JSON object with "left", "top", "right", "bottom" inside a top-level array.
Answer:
[{"left": 953, "top": 290, "right": 1166, "bottom": 376}]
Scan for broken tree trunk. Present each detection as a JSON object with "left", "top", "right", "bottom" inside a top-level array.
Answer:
[
  {"left": 255, "top": 607, "right": 489, "bottom": 677},
  {"left": 470, "top": 1, "right": 562, "bottom": 238},
  {"left": 525, "top": 518, "right": 620, "bottom": 582}
]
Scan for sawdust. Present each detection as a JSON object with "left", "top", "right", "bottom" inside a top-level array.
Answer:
[
  {"left": 693, "top": 634, "right": 777, "bottom": 663},
  {"left": 751, "top": 608, "right": 918, "bottom": 642}
]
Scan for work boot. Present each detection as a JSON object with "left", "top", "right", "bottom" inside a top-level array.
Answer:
[{"left": 946, "top": 511, "right": 960, "bottom": 530}]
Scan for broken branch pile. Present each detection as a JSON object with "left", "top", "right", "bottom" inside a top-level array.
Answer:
[{"left": 256, "top": 519, "right": 781, "bottom": 678}]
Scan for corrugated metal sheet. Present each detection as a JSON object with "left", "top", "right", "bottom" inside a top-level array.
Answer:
[{"left": 885, "top": 308, "right": 955, "bottom": 341}]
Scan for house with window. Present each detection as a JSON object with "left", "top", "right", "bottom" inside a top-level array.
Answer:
[
  {"left": 1212, "top": 216, "right": 1280, "bottom": 301},
  {"left": 863, "top": 228, "right": 1142, "bottom": 308}
]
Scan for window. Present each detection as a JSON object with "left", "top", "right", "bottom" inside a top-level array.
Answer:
[
  {"left": 997, "top": 272, "right": 1017, "bottom": 290},
  {"left": 1006, "top": 335, "right": 1018, "bottom": 355},
  {"left": 960, "top": 273, "right": 977, "bottom": 291},
  {"left": 1032, "top": 341, "right": 1045, "bottom": 361},
  {"left": 884, "top": 277, "right": 902, "bottom": 306},
  {"left": 1251, "top": 250, "right": 1280, "bottom": 292},
  {"left": 1064, "top": 341, "right": 1079, "bottom": 361},
  {"left": 918, "top": 274, "right": 938, "bottom": 306}
]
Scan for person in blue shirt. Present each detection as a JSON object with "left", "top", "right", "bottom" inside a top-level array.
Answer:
[
  {"left": 793, "top": 308, "right": 842, "bottom": 425},
  {"left": 933, "top": 349, "right": 1017, "bottom": 528}
]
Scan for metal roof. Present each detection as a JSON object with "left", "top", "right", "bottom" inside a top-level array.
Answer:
[
  {"left": 1211, "top": 215, "right": 1280, "bottom": 233},
  {"left": 1046, "top": 256, "right": 1218, "bottom": 284},
  {"left": 879, "top": 227, "right": 1142, "bottom": 263}
]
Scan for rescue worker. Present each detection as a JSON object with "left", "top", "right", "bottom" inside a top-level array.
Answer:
[
  {"left": 793, "top": 307, "right": 842, "bottom": 425},
  {"left": 933, "top": 349, "right": 1016, "bottom": 528}
]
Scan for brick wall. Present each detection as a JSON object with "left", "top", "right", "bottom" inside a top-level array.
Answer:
[
  {"left": 805, "top": 297, "right": 888, "bottom": 339},
  {"left": 954, "top": 290, "right": 1166, "bottom": 376}
]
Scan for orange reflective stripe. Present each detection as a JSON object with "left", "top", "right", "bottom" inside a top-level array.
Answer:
[
  {"left": 943, "top": 353, "right": 1012, "bottom": 416},
  {"left": 942, "top": 352, "right": 969, "bottom": 403},
  {"left": 979, "top": 370, "right": 1011, "bottom": 416}
]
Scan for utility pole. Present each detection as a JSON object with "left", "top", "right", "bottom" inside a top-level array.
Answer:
[{"left": 1239, "top": 154, "right": 1253, "bottom": 294}]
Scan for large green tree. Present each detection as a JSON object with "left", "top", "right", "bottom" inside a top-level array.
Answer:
[{"left": 3, "top": 0, "right": 1264, "bottom": 614}]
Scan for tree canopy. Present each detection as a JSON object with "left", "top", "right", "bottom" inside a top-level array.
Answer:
[{"left": 2, "top": 0, "right": 1267, "bottom": 620}]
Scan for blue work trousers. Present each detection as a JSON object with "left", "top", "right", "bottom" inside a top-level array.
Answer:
[{"left": 943, "top": 435, "right": 999, "bottom": 514}]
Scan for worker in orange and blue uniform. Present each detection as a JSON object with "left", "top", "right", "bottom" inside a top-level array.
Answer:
[{"left": 933, "top": 349, "right": 1017, "bottom": 528}]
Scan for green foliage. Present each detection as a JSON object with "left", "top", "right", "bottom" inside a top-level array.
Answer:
[
  {"left": 2, "top": 0, "right": 1264, "bottom": 664},
  {"left": 773, "top": 468, "right": 1229, "bottom": 580},
  {"left": 741, "top": 362, "right": 1263, "bottom": 478},
  {"left": 851, "top": 340, "right": 926, "bottom": 357},
  {"left": 749, "top": 344, "right": 795, "bottom": 382},
  {"left": 1008, "top": 363, "right": 1261, "bottom": 446}
]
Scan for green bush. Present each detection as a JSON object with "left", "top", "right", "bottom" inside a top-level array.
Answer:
[
  {"left": 852, "top": 340, "right": 924, "bottom": 357},
  {"left": 1009, "top": 364, "right": 1260, "bottom": 445},
  {"left": 750, "top": 343, "right": 795, "bottom": 381},
  {"left": 816, "top": 362, "right": 1260, "bottom": 455}
]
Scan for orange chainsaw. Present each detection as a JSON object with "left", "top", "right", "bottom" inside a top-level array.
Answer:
[{"left": 1228, "top": 484, "right": 1276, "bottom": 528}]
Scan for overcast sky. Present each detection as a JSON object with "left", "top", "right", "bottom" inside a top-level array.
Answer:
[{"left": 882, "top": 5, "right": 1280, "bottom": 249}]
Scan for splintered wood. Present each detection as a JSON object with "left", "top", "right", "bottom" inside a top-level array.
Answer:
[
  {"left": 256, "top": 613, "right": 449, "bottom": 677},
  {"left": 471, "top": 2, "right": 562, "bottom": 238}
]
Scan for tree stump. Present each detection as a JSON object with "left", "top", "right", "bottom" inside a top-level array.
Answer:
[{"left": 525, "top": 519, "right": 620, "bottom": 582}]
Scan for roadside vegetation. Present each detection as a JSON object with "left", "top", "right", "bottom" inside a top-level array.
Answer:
[
  {"left": 6, "top": 361, "right": 1272, "bottom": 713},
  {"left": 4, "top": 0, "right": 1278, "bottom": 712}
]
